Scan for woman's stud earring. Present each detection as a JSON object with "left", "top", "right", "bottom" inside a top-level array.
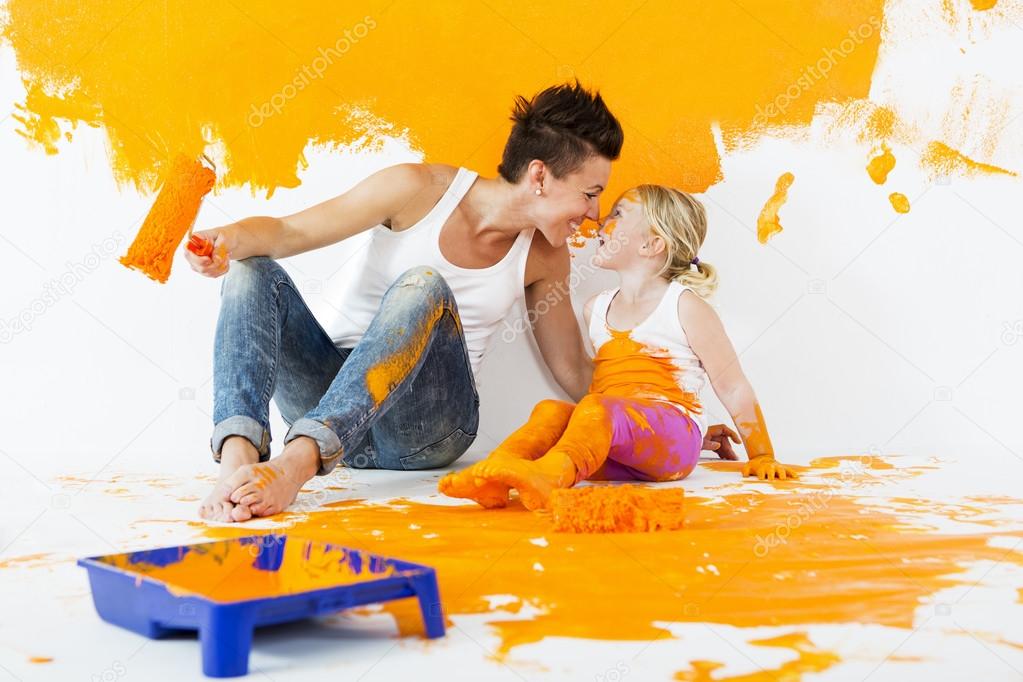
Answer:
[{"left": 535, "top": 188, "right": 542, "bottom": 196}]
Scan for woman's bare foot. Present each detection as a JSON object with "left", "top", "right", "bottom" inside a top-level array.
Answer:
[
  {"left": 474, "top": 452, "right": 577, "bottom": 511},
  {"left": 224, "top": 437, "right": 321, "bottom": 521},
  {"left": 199, "top": 437, "right": 259, "bottom": 522}
]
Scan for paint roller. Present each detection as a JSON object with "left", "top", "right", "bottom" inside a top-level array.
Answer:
[
  {"left": 119, "top": 153, "right": 217, "bottom": 283},
  {"left": 548, "top": 485, "right": 685, "bottom": 533}
]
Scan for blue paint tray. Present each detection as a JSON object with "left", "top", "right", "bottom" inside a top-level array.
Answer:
[{"left": 78, "top": 535, "right": 445, "bottom": 677}]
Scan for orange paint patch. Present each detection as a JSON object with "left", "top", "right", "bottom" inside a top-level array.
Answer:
[
  {"left": 867, "top": 143, "right": 896, "bottom": 184},
  {"left": 591, "top": 329, "right": 701, "bottom": 415},
  {"left": 889, "top": 192, "right": 911, "bottom": 213},
  {"left": 27, "top": 656, "right": 53, "bottom": 664},
  {"left": 118, "top": 154, "right": 216, "bottom": 283},
  {"left": 675, "top": 632, "right": 840, "bottom": 681},
  {"left": 98, "top": 536, "right": 393, "bottom": 603},
  {"left": 921, "top": 141, "right": 1017, "bottom": 179},
  {"left": 364, "top": 294, "right": 445, "bottom": 406},
  {"left": 970, "top": 0, "right": 998, "bottom": 9},
  {"left": 1, "top": 1, "right": 883, "bottom": 199},
  {"left": 756, "top": 172, "right": 794, "bottom": 244},
  {"left": 196, "top": 475, "right": 1023, "bottom": 660}
]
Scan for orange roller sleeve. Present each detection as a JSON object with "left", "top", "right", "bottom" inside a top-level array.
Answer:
[
  {"left": 119, "top": 154, "right": 216, "bottom": 283},
  {"left": 549, "top": 485, "right": 685, "bottom": 533}
]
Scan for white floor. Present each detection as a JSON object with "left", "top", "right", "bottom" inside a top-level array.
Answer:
[{"left": 1, "top": 447, "right": 1022, "bottom": 682}]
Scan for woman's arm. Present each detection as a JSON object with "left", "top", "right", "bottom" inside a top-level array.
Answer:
[
  {"left": 185, "top": 163, "right": 432, "bottom": 277},
  {"left": 678, "top": 291, "right": 797, "bottom": 480}
]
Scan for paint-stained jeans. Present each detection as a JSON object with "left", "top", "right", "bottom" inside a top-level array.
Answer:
[{"left": 210, "top": 257, "right": 479, "bottom": 474}]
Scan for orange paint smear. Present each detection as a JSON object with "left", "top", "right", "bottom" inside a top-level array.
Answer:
[
  {"left": 549, "top": 485, "right": 684, "bottom": 533},
  {"left": 197, "top": 479, "right": 1023, "bottom": 660},
  {"left": 118, "top": 154, "right": 216, "bottom": 283},
  {"left": 736, "top": 402, "right": 773, "bottom": 459},
  {"left": 921, "top": 141, "right": 1017, "bottom": 179},
  {"left": 866, "top": 143, "right": 896, "bottom": 184},
  {"left": 99, "top": 537, "right": 393, "bottom": 603},
  {"left": 756, "top": 173, "right": 794, "bottom": 244},
  {"left": 1, "top": 1, "right": 883, "bottom": 198},
  {"left": 889, "top": 192, "right": 911, "bottom": 213},
  {"left": 364, "top": 278, "right": 446, "bottom": 406},
  {"left": 970, "top": 0, "right": 998, "bottom": 9},
  {"left": 27, "top": 656, "right": 53, "bottom": 664},
  {"left": 811, "top": 455, "right": 894, "bottom": 470},
  {"left": 590, "top": 329, "right": 702, "bottom": 415},
  {"left": 676, "top": 632, "right": 839, "bottom": 681}
]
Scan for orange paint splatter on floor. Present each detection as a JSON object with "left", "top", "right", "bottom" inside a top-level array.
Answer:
[
  {"left": 195, "top": 470, "right": 1023, "bottom": 660},
  {"left": 867, "top": 143, "right": 896, "bottom": 184},
  {"left": 0, "top": 1, "right": 883, "bottom": 198},
  {"left": 756, "top": 173, "right": 794, "bottom": 244},
  {"left": 27, "top": 656, "right": 53, "bottom": 664},
  {"left": 921, "top": 141, "right": 1016, "bottom": 179},
  {"left": 970, "top": 0, "right": 998, "bottom": 9},
  {"left": 675, "top": 632, "right": 840, "bottom": 681},
  {"left": 811, "top": 455, "right": 894, "bottom": 470},
  {"left": 118, "top": 154, "right": 216, "bottom": 283}
]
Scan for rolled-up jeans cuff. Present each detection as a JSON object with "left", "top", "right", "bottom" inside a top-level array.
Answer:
[
  {"left": 211, "top": 416, "right": 271, "bottom": 463},
  {"left": 284, "top": 418, "right": 343, "bottom": 475}
]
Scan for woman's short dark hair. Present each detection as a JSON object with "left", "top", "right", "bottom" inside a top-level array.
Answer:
[{"left": 498, "top": 81, "right": 623, "bottom": 183}]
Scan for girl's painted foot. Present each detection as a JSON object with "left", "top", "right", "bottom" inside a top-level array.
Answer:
[
  {"left": 439, "top": 461, "right": 512, "bottom": 508},
  {"left": 475, "top": 454, "right": 576, "bottom": 511}
]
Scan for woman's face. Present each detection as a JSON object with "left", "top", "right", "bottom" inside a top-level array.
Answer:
[
  {"left": 531, "top": 156, "right": 612, "bottom": 247},
  {"left": 593, "top": 191, "right": 651, "bottom": 270}
]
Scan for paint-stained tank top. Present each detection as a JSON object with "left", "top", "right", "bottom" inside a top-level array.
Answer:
[
  {"left": 325, "top": 167, "right": 534, "bottom": 378},
  {"left": 588, "top": 281, "right": 709, "bottom": 436}
]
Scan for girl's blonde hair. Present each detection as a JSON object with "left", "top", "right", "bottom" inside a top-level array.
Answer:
[{"left": 632, "top": 184, "right": 718, "bottom": 298}]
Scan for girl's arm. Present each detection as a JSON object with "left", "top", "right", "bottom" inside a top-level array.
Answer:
[{"left": 678, "top": 291, "right": 798, "bottom": 480}]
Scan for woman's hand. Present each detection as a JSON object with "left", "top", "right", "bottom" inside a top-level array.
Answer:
[
  {"left": 185, "top": 227, "right": 235, "bottom": 278},
  {"left": 742, "top": 455, "right": 798, "bottom": 480},
  {"left": 702, "top": 424, "right": 740, "bottom": 460}
]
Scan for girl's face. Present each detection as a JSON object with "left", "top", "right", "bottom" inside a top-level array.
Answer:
[
  {"left": 593, "top": 192, "right": 657, "bottom": 270},
  {"left": 531, "top": 156, "right": 611, "bottom": 247}
]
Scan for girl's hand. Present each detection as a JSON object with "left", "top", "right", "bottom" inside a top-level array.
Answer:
[
  {"left": 185, "top": 227, "right": 234, "bottom": 278},
  {"left": 742, "top": 455, "right": 798, "bottom": 480},
  {"left": 702, "top": 424, "right": 741, "bottom": 460}
]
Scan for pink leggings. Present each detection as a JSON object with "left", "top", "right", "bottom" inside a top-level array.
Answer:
[{"left": 509, "top": 396, "right": 703, "bottom": 483}]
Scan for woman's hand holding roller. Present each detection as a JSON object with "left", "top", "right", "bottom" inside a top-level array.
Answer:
[{"left": 185, "top": 226, "right": 235, "bottom": 278}]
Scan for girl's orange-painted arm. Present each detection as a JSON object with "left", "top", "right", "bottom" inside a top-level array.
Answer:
[{"left": 677, "top": 290, "right": 797, "bottom": 480}]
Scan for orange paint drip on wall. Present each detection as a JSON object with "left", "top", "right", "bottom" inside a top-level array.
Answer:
[
  {"left": 756, "top": 173, "right": 794, "bottom": 244},
  {"left": 590, "top": 329, "right": 702, "bottom": 415},
  {"left": 1, "top": 1, "right": 883, "bottom": 199},
  {"left": 118, "top": 154, "right": 216, "bottom": 283},
  {"left": 921, "top": 141, "right": 1017, "bottom": 179},
  {"left": 889, "top": 192, "right": 911, "bottom": 213},
  {"left": 197, "top": 479, "right": 1023, "bottom": 660},
  {"left": 867, "top": 143, "right": 896, "bottom": 184}
]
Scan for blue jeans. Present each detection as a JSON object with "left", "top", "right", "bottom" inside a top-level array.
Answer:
[{"left": 210, "top": 257, "right": 479, "bottom": 474}]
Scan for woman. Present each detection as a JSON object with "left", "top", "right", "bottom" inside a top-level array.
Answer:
[{"left": 191, "top": 82, "right": 624, "bottom": 522}]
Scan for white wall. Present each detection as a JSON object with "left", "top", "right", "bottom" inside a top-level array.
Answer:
[{"left": 1, "top": 0, "right": 1021, "bottom": 488}]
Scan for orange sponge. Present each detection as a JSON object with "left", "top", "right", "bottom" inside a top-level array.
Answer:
[
  {"left": 120, "top": 154, "right": 216, "bottom": 283},
  {"left": 549, "top": 485, "right": 685, "bottom": 533}
]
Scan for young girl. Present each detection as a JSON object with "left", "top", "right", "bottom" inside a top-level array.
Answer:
[{"left": 439, "top": 185, "right": 796, "bottom": 511}]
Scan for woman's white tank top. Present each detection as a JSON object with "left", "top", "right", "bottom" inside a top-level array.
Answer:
[
  {"left": 588, "top": 280, "right": 710, "bottom": 436},
  {"left": 325, "top": 167, "right": 534, "bottom": 378}
]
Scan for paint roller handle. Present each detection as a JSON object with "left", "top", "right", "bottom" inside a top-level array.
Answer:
[{"left": 184, "top": 227, "right": 233, "bottom": 278}]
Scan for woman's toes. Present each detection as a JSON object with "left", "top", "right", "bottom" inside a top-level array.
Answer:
[{"left": 230, "top": 504, "right": 253, "bottom": 522}]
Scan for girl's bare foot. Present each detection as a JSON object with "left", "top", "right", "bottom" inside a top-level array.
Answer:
[
  {"left": 199, "top": 437, "right": 259, "bottom": 522},
  {"left": 438, "top": 452, "right": 524, "bottom": 508},
  {"left": 224, "top": 437, "right": 321, "bottom": 521},
  {"left": 474, "top": 452, "right": 577, "bottom": 511}
]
